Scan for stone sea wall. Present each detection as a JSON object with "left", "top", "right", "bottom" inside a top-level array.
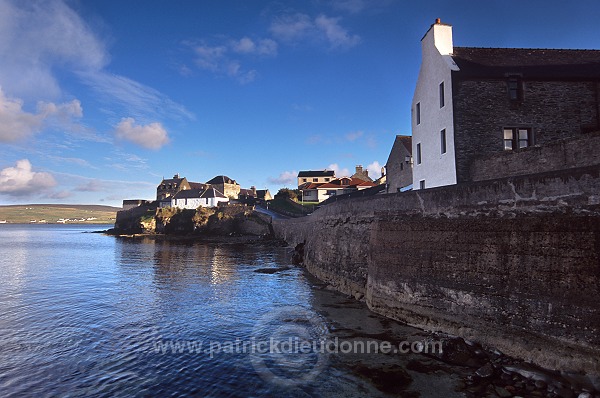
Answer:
[{"left": 273, "top": 165, "right": 600, "bottom": 375}]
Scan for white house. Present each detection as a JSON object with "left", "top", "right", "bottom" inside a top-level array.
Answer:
[
  {"left": 412, "top": 18, "right": 459, "bottom": 190},
  {"left": 171, "top": 188, "right": 229, "bottom": 209}
]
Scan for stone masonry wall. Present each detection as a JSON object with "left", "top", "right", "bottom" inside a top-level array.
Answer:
[
  {"left": 470, "top": 133, "right": 600, "bottom": 182},
  {"left": 452, "top": 79, "right": 600, "bottom": 183},
  {"left": 273, "top": 165, "right": 600, "bottom": 374}
]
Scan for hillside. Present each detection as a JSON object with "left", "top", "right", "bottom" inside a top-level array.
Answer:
[{"left": 0, "top": 204, "right": 121, "bottom": 224}]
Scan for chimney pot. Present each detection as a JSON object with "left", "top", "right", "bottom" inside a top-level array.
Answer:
[{"left": 435, "top": 18, "right": 441, "bottom": 24}]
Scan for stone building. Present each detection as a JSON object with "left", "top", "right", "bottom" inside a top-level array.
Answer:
[
  {"left": 171, "top": 187, "right": 229, "bottom": 209},
  {"left": 412, "top": 19, "right": 600, "bottom": 189},
  {"left": 297, "top": 170, "right": 335, "bottom": 188},
  {"left": 206, "top": 175, "right": 241, "bottom": 199},
  {"left": 385, "top": 135, "right": 413, "bottom": 192},
  {"left": 156, "top": 174, "right": 191, "bottom": 200},
  {"left": 351, "top": 165, "right": 373, "bottom": 182}
]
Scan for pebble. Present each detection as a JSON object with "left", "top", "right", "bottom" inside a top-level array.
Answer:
[{"left": 495, "top": 386, "right": 512, "bottom": 397}]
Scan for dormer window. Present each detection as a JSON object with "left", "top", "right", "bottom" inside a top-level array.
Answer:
[{"left": 508, "top": 76, "right": 522, "bottom": 101}]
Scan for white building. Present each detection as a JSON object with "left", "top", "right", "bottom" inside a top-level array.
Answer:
[
  {"left": 412, "top": 18, "right": 459, "bottom": 190},
  {"left": 171, "top": 188, "right": 229, "bottom": 209}
]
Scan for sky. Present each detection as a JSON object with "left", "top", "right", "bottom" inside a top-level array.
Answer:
[{"left": 1, "top": 0, "right": 599, "bottom": 206}]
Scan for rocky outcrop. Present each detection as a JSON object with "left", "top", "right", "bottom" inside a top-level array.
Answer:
[
  {"left": 273, "top": 165, "right": 600, "bottom": 376},
  {"left": 112, "top": 204, "right": 272, "bottom": 237}
]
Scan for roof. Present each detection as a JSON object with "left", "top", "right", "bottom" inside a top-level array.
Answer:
[
  {"left": 256, "top": 189, "right": 270, "bottom": 199},
  {"left": 189, "top": 182, "right": 207, "bottom": 190},
  {"left": 394, "top": 135, "right": 412, "bottom": 155},
  {"left": 200, "top": 187, "right": 227, "bottom": 198},
  {"left": 206, "top": 175, "right": 237, "bottom": 185},
  {"left": 302, "top": 178, "right": 376, "bottom": 190},
  {"left": 173, "top": 189, "right": 204, "bottom": 199},
  {"left": 239, "top": 188, "right": 255, "bottom": 197},
  {"left": 158, "top": 177, "right": 186, "bottom": 187},
  {"left": 452, "top": 47, "right": 600, "bottom": 79},
  {"left": 298, "top": 170, "right": 335, "bottom": 178},
  {"left": 172, "top": 187, "right": 228, "bottom": 200}
]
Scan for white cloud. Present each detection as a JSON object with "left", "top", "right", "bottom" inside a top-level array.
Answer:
[
  {"left": 270, "top": 13, "right": 313, "bottom": 43},
  {"left": 0, "top": 159, "right": 56, "bottom": 197},
  {"left": 81, "top": 71, "right": 194, "bottom": 122},
  {"left": 0, "top": 0, "right": 107, "bottom": 100},
  {"left": 0, "top": 0, "right": 191, "bottom": 123},
  {"left": 366, "top": 160, "right": 383, "bottom": 178},
  {"left": 315, "top": 15, "right": 361, "bottom": 50},
  {"left": 0, "top": 87, "right": 83, "bottom": 142},
  {"left": 328, "top": 163, "right": 351, "bottom": 177},
  {"left": 114, "top": 117, "right": 170, "bottom": 150},
  {"left": 345, "top": 130, "right": 364, "bottom": 142},
  {"left": 231, "top": 37, "right": 278, "bottom": 56},
  {"left": 189, "top": 36, "right": 275, "bottom": 84},
  {"left": 75, "top": 179, "right": 104, "bottom": 192},
  {"left": 268, "top": 170, "right": 298, "bottom": 185},
  {"left": 270, "top": 13, "right": 361, "bottom": 50}
]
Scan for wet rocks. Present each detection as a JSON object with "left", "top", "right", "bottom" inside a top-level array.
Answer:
[{"left": 349, "top": 363, "right": 415, "bottom": 396}]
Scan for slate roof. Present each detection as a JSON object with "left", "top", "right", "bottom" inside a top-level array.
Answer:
[
  {"left": 173, "top": 189, "right": 204, "bottom": 199},
  {"left": 189, "top": 182, "right": 207, "bottom": 190},
  {"left": 158, "top": 177, "right": 186, "bottom": 187},
  {"left": 206, "top": 175, "right": 237, "bottom": 185},
  {"left": 298, "top": 170, "right": 335, "bottom": 178},
  {"left": 200, "top": 187, "right": 227, "bottom": 198},
  {"left": 452, "top": 47, "right": 600, "bottom": 79}
]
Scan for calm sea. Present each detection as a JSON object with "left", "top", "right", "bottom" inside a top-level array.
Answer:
[{"left": 0, "top": 224, "right": 462, "bottom": 398}]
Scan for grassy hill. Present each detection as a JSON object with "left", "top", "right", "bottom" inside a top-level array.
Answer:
[{"left": 0, "top": 204, "right": 121, "bottom": 224}]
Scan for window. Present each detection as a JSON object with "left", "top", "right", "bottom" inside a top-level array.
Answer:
[
  {"left": 302, "top": 178, "right": 307, "bottom": 182},
  {"left": 419, "top": 180, "right": 425, "bottom": 189},
  {"left": 439, "top": 82, "right": 445, "bottom": 108},
  {"left": 440, "top": 129, "right": 446, "bottom": 154},
  {"left": 313, "top": 178, "right": 318, "bottom": 182},
  {"left": 416, "top": 143, "right": 422, "bottom": 165},
  {"left": 504, "top": 128, "right": 532, "bottom": 151},
  {"left": 400, "top": 162, "right": 404, "bottom": 171},
  {"left": 326, "top": 190, "right": 336, "bottom": 196},
  {"left": 324, "top": 178, "right": 330, "bottom": 182},
  {"left": 416, "top": 102, "right": 421, "bottom": 125},
  {"left": 508, "top": 76, "right": 522, "bottom": 101}
]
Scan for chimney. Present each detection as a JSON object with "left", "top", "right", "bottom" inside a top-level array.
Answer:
[
  {"left": 422, "top": 17, "right": 453, "bottom": 56},
  {"left": 251, "top": 186, "right": 257, "bottom": 195},
  {"left": 355, "top": 165, "right": 363, "bottom": 173},
  {"left": 173, "top": 173, "right": 180, "bottom": 179},
  {"left": 381, "top": 166, "right": 385, "bottom": 177}
]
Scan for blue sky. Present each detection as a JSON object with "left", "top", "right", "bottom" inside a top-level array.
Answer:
[{"left": 0, "top": 0, "right": 599, "bottom": 206}]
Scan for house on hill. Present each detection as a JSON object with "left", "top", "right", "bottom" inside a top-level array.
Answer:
[
  {"left": 412, "top": 19, "right": 600, "bottom": 190},
  {"left": 297, "top": 170, "right": 335, "bottom": 188},
  {"left": 171, "top": 187, "right": 229, "bottom": 209},
  {"left": 385, "top": 135, "right": 413, "bottom": 193},
  {"left": 206, "top": 175, "right": 241, "bottom": 199},
  {"left": 351, "top": 165, "right": 373, "bottom": 182},
  {"left": 300, "top": 177, "right": 376, "bottom": 203},
  {"left": 157, "top": 174, "right": 191, "bottom": 200}
]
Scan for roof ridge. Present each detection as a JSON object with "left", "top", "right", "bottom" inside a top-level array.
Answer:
[{"left": 454, "top": 46, "right": 600, "bottom": 52}]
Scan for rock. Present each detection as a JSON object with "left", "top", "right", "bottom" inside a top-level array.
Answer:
[
  {"left": 432, "top": 337, "right": 485, "bottom": 368},
  {"left": 475, "top": 363, "right": 495, "bottom": 379},
  {"left": 556, "top": 388, "right": 575, "bottom": 398},
  {"left": 495, "top": 386, "right": 512, "bottom": 398},
  {"left": 349, "top": 363, "right": 413, "bottom": 395},
  {"left": 535, "top": 380, "right": 547, "bottom": 389},
  {"left": 578, "top": 393, "right": 592, "bottom": 398},
  {"left": 353, "top": 292, "right": 364, "bottom": 300}
]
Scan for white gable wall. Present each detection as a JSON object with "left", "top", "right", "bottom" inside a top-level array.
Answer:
[{"left": 412, "top": 22, "right": 458, "bottom": 189}]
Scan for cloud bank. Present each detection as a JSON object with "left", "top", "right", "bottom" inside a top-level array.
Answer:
[
  {"left": 114, "top": 118, "right": 170, "bottom": 150},
  {"left": 0, "top": 159, "right": 56, "bottom": 197}
]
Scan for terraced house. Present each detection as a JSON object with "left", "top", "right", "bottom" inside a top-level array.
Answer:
[{"left": 412, "top": 19, "right": 600, "bottom": 189}]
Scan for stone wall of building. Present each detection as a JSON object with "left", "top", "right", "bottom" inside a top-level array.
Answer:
[
  {"left": 453, "top": 79, "right": 600, "bottom": 183},
  {"left": 273, "top": 165, "right": 600, "bottom": 374},
  {"left": 470, "top": 133, "right": 600, "bottom": 182}
]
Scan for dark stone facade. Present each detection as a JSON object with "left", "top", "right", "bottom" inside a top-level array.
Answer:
[{"left": 452, "top": 78, "right": 600, "bottom": 183}]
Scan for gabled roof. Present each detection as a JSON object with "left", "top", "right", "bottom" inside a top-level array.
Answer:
[
  {"left": 206, "top": 175, "right": 237, "bottom": 185},
  {"left": 239, "top": 188, "right": 255, "bottom": 197},
  {"left": 256, "top": 189, "right": 270, "bottom": 199},
  {"left": 393, "top": 135, "right": 412, "bottom": 155},
  {"left": 452, "top": 47, "right": 600, "bottom": 79},
  {"left": 173, "top": 189, "right": 204, "bottom": 199},
  {"left": 158, "top": 177, "right": 186, "bottom": 187},
  {"left": 189, "top": 182, "right": 207, "bottom": 190},
  {"left": 298, "top": 170, "right": 335, "bottom": 178},
  {"left": 200, "top": 187, "right": 227, "bottom": 198}
]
